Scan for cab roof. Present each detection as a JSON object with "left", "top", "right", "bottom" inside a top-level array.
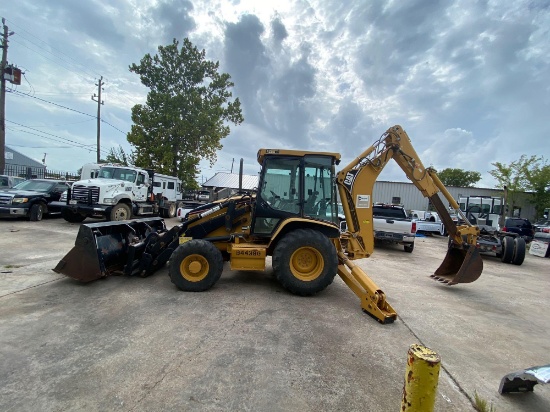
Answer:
[{"left": 257, "top": 149, "right": 341, "bottom": 165}]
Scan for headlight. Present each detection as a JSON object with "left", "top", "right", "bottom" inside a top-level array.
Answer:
[
  {"left": 12, "top": 198, "right": 29, "bottom": 203},
  {"left": 103, "top": 198, "right": 116, "bottom": 204},
  {"left": 60, "top": 192, "right": 67, "bottom": 201}
]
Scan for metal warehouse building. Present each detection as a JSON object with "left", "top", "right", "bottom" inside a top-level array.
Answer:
[
  {"left": 3, "top": 145, "right": 46, "bottom": 178},
  {"left": 201, "top": 172, "right": 537, "bottom": 221},
  {"left": 372, "top": 181, "right": 536, "bottom": 221}
]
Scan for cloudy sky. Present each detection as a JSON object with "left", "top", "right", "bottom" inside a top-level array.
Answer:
[{"left": 3, "top": 0, "right": 549, "bottom": 187}]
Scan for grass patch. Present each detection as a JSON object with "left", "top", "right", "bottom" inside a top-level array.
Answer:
[
  {"left": 474, "top": 391, "right": 496, "bottom": 412},
  {"left": 4, "top": 265, "right": 24, "bottom": 269}
]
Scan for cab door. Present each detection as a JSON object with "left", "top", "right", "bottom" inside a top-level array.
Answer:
[
  {"left": 134, "top": 172, "right": 149, "bottom": 201},
  {"left": 252, "top": 156, "right": 301, "bottom": 235}
]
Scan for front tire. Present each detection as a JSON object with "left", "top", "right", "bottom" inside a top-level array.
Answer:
[
  {"left": 109, "top": 203, "right": 131, "bottom": 221},
  {"left": 272, "top": 229, "right": 337, "bottom": 296},
  {"left": 169, "top": 239, "right": 224, "bottom": 292},
  {"left": 62, "top": 209, "right": 86, "bottom": 223},
  {"left": 512, "top": 237, "right": 526, "bottom": 265},
  {"left": 500, "top": 236, "right": 514, "bottom": 263},
  {"left": 29, "top": 203, "right": 45, "bottom": 221}
]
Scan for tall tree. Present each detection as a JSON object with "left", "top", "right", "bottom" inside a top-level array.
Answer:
[
  {"left": 488, "top": 155, "right": 549, "bottom": 216},
  {"left": 104, "top": 145, "right": 133, "bottom": 166},
  {"left": 436, "top": 168, "right": 481, "bottom": 187},
  {"left": 128, "top": 38, "right": 243, "bottom": 188},
  {"left": 523, "top": 157, "right": 550, "bottom": 218}
]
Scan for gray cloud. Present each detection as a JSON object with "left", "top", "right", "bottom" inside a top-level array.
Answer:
[
  {"left": 271, "top": 17, "right": 288, "bottom": 44},
  {"left": 41, "top": 0, "right": 126, "bottom": 49},
  {"left": 223, "top": 14, "right": 270, "bottom": 126},
  {"left": 153, "top": 0, "right": 196, "bottom": 43},
  {"left": 3, "top": 0, "right": 550, "bottom": 186}
]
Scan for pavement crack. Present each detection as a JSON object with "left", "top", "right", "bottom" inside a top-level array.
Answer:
[{"left": 0, "top": 276, "right": 65, "bottom": 298}]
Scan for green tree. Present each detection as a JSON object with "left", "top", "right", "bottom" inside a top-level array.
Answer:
[
  {"left": 128, "top": 38, "right": 243, "bottom": 188},
  {"left": 488, "top": 155, "right": 550, "bottom": 216},
  {"left": 524, "top": 158, "right": 550, "bottom": 218},
  {"left": 104, "top": 145, "right": 133, "bottom": 166},
  {"left": 436, "top": 168, "right": 481, "bottom": 187}
]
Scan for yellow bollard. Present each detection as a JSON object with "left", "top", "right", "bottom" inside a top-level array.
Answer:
[{"left": 401, "top": 344, "right": 441, "bottom": 412}]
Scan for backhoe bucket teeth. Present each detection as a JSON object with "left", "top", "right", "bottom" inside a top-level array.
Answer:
[
  {"left": 431, "top": 245, "right": 483, "bottom": 285},
  {"left": 53, "top": 217, "right": 168, "bottom": 282}
]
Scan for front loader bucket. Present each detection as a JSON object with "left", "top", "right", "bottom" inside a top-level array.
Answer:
[
  {"left": 431, "top": 244, "right": 483, "bottom": 285},
  {"left": 53, "top": 217, "right": 169, "bottom": 282}
]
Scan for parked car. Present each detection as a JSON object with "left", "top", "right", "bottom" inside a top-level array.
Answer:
[
  {"left": 501, "top": 217, "right": 535, "bottom": 243},
  {"left": 0, "top": 175, "right": 25, "bottom": 189},
  {"left": 534, "top": 219, "right": 550, "bottom": 234},
  {"left": 0, "top": 179, "right": 71, "bottom": 221}
]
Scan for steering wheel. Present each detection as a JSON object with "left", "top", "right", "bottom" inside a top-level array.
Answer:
[
  {"left": 466, "top": 205, "right": 482, "bottom": 225},
  {"left": 270, "top": 190, "right": 280, "bottom": 198}
]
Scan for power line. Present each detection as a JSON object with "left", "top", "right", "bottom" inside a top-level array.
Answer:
[
  {"left": 9, "top": 37, "right": 96, "bottom": 84},
  {"left": 5, "top": 17, "right": 102, "bottom": 81},
  {"left": 9, "top": 89, "right": 96, "bottom": 117},
  {"left": 6, "top": 119, "right": 110, "bottom": 155},
  {"left": 14, "top": 118, "right": 95, "bottom": 127},
  {"left": 6, "top": 127, "right": 98, "bottom": 153},
  {"left": 5, "top": 19, "right": 142, "bottom": 110},
  {"left": 101, "top": 119, "right": 126, "bottom": 135},
  {"left": 9, "top": 89, "right": 129, "bottom": 136},
  {"left": 4, "top": 140, "right": 73, "bottom": 149}
]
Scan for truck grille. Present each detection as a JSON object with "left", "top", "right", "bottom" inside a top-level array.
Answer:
[
  {"left": 0, "top": 194, "right": 14, "bottom": 205},
  {"left": 71, "top": 185, "right": 100, "bottom": 203}
]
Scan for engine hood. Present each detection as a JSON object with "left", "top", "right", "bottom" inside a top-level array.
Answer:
[
  {"left": 0, "top": 189, "right": 48, "bottom": 197},
  {"left": 72, "top": 178, "right": 128, "bottom": 188}
]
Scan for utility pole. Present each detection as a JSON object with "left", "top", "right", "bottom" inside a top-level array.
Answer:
[
  {"left": 0, "top": 19, "right": 15, "bottom": 174},
  {"left": 91, "top": 76, "right": 104, "bottom": 163}
]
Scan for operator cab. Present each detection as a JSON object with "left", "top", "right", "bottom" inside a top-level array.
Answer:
[{"left": 253, "top": 149, "right": 341, "bottom": 235}]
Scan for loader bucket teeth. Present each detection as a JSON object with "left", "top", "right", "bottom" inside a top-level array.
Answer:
[
  {"left": 53, "top": 217, "right": 168, "bottom": 282},
  {"left": 432, "top": 244, "right": 483, "bottom": 285}
]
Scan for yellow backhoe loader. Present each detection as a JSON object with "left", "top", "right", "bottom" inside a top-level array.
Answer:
[{"left": 54, "top": 125, "right": 483, "bottom": 324}]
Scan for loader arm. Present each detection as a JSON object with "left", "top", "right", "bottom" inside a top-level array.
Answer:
[{"left": 336, "top": 125, "right": 483, "bottom": 280}]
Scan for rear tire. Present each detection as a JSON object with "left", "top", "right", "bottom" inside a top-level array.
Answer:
[
  {"left": 169, "top": 239, "right": 224, "bottom": 292},
  {"left": 109, "top": 203, "right": 131, "bottom": 221},
  {"left": 62, "top": 209, "right": 86, "bottom": 223},
  {"left": 404, "top": 243, "right": 414, "bottom": 253},
  {"left": 500, "top": 236, "right": 514, "bottom": 263},
  {"left": 272, "top": 229, "right": 337, "bottom": 296},
  {"left": 512, "top": 237, "right": 526, "bottom": 265},
  {"left": 29, "top": 203, "right": 45, "bottom": 221},
  {"left": 167, "top": 203, "right": 177, "bottom": 218}
]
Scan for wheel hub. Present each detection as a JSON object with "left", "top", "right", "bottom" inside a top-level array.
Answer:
[
  {"left": 180, "top": 254, "right": 209, "bottom": 282},
  {"left": 290, "top": 247, "right": 323, "bottom": 281}
]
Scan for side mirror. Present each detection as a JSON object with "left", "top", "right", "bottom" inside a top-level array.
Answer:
[{"left": 339, "top": 220, "right": 348, "bottom": 232}]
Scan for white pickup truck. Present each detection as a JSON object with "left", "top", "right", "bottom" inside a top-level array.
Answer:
[
  {"left": 337, "top": 203, "right": 416, "bottom": 253},
  {"left": 372, "top": 203, "right": 416, "bottom": 252}
]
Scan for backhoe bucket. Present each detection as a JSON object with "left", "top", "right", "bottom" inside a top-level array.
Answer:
[
  {"left": 431, "top": 244, "right": 483, "bottom": 285},
  {"left": 53, "top": 217, "right": 168, "bottom": 282}
]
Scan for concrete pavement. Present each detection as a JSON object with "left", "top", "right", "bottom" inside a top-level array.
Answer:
[{"left": 0, "top": 216, "right": 549, "bottom": 411}]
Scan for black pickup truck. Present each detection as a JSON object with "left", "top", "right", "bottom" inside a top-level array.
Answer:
[{"left": 0, "top": 179, "right": 71, "bottom": 221}]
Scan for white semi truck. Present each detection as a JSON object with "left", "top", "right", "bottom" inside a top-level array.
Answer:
[{"left": 53, "top": 164, "right": 183, "bottom": 222}]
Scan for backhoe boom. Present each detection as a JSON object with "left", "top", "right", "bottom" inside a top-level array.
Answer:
[{"left": 336, "top": 125, "right": 483, "bottom": 283}]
